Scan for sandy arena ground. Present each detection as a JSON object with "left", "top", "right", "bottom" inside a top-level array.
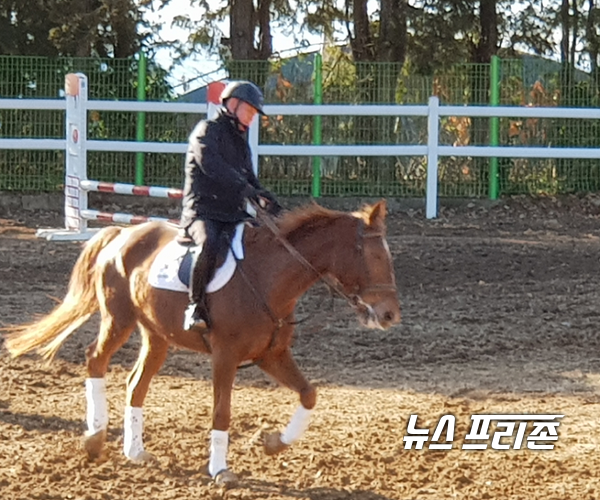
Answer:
[{"left": 1, "top": 195, "right": 600, "bottom": 499}]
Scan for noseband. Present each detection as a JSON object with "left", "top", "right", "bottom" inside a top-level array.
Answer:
[{"left": 353, "top": 222, "right": 398, "bottom": 296}]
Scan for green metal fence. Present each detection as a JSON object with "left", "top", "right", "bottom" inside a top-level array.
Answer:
[{"left": 1, "top": 54, "right": 599, "bottom": 197}]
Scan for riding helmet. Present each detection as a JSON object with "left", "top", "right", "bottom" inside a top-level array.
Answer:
[{"left": 221, "top": 81, "right": 266, "bottom": 115}]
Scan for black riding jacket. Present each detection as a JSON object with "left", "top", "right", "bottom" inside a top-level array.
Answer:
[{"left": 180, "top": 109, "right": 265, "bottom": 228}]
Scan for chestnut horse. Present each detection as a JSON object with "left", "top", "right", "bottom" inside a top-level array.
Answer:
[{"left": 4, "top": 201, "right": 400, "bottom": 486}]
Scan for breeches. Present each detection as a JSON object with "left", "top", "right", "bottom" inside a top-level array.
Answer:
[{"left": 187, "top": 219, "right": 237, "bottom": 308}]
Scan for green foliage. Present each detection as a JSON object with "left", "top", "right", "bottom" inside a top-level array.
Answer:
[{"left": 0, "top": 0, "right": 145, "bottom": 57}]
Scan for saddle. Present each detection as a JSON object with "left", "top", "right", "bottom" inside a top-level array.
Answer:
[{"left": 148, "top": 224, "right": 246, "bottom": 294}]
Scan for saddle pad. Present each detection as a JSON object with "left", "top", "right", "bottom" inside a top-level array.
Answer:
[{"left": 148, "top": 223, "right": 245, "bottom": 294}]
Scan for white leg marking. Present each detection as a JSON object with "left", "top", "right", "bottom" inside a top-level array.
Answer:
[
  {"left": 281, "top": 405, "right": 313, "bottom": 445},
  {"left": 123, "top": 406, "right": 145, "bottom": 459},
  {"left": 209, "top": 429, "right": 229, "bottom": 477},
  {"left": 85, "top": 378, "right": 108, "bottom": 434}
]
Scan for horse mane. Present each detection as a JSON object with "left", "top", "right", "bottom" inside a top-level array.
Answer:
[
  {"left": 275, "top": 203, "right": 345, "bottom": 241},
  {"left": 276, "top": 202, "right": 376, "bottom": 241}
]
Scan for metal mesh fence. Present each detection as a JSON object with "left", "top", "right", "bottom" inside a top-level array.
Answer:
[
  {"left": 0, "top": 55, "right": 173, "bottom": 191},
  {"left": 1, "top": 55, "right": 599, "bottom": 197}
]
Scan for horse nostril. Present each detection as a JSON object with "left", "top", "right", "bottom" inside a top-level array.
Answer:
[{"left": 383, "top": 311, "right": 394, "bottom": 323}]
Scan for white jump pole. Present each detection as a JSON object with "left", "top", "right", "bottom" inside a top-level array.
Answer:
[
  {"left": 37, "top": 73, "right": 96, "bottom": 240},
  {"left": 65, "top": 73, "right": 89, "bottom": 234}
]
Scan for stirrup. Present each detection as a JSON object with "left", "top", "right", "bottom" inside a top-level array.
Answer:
[{"left": 183, "top": 305, "right": 209, "bottom": 331}]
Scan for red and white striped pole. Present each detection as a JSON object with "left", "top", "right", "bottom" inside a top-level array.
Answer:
[
  {"left": 80, "top": 180, "right": 183, "bottom": 199},
  {"left": 81, "top": 209, "right": 179, "bottom": 225}
]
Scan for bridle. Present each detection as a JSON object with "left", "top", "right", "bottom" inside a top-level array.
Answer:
[{"left": 253, "top": 206, "right": 397, "bottom": 317}]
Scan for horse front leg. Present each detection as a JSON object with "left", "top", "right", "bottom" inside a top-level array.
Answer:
[
  {"left": 209, "top": 348, "right": 239, "bottom": 486},
  {"left": 123, "top": 326, "right": 169, "bottom": 463},
  {"left": 258, "top": 348, "right": 316, "bottom": 456}
]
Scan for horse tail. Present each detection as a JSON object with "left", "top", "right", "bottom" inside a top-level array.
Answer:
[{"left": 3, "top": 226, "right": 123, "bottom": 360}]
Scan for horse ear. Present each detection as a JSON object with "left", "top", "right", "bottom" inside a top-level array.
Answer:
[{"left": 368, "top": 199, "right": 387, "bottom": 230}]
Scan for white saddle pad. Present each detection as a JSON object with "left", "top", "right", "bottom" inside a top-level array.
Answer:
[{"left": 148, "top": 223, "right": 245, "bottom": 294}]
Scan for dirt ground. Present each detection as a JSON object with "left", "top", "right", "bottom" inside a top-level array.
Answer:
[{"left": 2, "top": 195, "right": 600, "bottom": 500}]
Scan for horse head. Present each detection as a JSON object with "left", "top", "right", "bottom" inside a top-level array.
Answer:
[{"left": 326, "top": 200, "right": 401, "bottom": 330}]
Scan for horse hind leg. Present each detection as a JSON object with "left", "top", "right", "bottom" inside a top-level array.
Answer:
[
  {"left": 84, "top": 265, "right": 137, "bottom": 460},
  {"left": 122, "top": 322, "right": 169, "bottom": 463}
]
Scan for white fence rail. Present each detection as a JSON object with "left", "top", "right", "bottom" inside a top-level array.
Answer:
[{"left": 1, "top": 73, "right": 600, "bottom": 239}]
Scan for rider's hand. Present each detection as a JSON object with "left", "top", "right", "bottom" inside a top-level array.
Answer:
[
  {"left": 241, "top": 184, "right": 259, "bottom": 200},
  {"left": 255, "top": 189, "right": 275, "bottom": 202},
  {"left": 263, "top": 197, "right": 283, "bottom": 217}
]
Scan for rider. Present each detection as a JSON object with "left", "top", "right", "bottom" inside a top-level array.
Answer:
[{"left": 180, "top": 80, "right": 282, "bottom": 331}]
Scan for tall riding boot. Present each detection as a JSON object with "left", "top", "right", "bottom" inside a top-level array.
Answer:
[{"left": 183, "top": 220, "right": 221, "bottom": 331}]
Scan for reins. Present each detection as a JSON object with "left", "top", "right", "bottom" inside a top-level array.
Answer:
[
  {"left": 224, "top": 203, "right": 397, "bottom": 369},
  {"left": 253, "top": 205, "right": 396, "bottom": 314}
]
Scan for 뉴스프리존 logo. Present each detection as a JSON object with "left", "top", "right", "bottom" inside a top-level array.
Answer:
[{"left": 402, "top": 414, "right": 564, "bottom": 451}]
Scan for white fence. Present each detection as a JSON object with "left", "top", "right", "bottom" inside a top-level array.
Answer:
[{"left": 1, "top": 73, "right": 600, "bottom": 240}]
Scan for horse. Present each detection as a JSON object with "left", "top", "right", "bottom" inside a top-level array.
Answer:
[{"left": 4, "top": 200, "right": 401, "bottom": 486}]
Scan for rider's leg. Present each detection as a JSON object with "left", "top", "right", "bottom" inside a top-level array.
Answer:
[{"left": 184, "top": 219, "right": 223, "bottom": 330}]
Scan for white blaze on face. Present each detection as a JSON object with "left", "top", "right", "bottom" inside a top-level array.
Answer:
[
  {"left": 383, "top": 238, "right": 391, "bottom": 259},
  {"left": 362, "top": 303, "right": 385, "bottom": 330},
  {"left": 382, "top": 237, "right": 396, "bottom": 285}
]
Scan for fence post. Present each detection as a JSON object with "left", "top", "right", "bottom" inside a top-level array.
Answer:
[
  {"left": 311, "top": 52, "right": 323, "bottom": 197},
  {"left": 426, "top": 96, "right": 440, "bottom": 219},
  {"left": 489, "top": 55, "right": 500, "bottom": 199},
  {"left": 135, "top": 51, "right": 147, "bottom": 185},
  {"left": 64, "top": 73, "right": 89, "bottom": 233}
]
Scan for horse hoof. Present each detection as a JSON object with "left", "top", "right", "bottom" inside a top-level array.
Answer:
[
  {"left": 129, "top": 450, "right": 158, "bottom": 464},
  {"left": 83, "top": 429, "right": 107, "bottom": 460},
  {"left": 214, "top": 469, "right": 239, "bottom": 488},
  {"left": 264, "top": 432, "right": 289, "bottom": 456}
]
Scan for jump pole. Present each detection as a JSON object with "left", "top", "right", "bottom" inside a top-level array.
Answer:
[
  {"left": 37, "top": 76, "right": 230, "bottom": 241},
  {"left": 37, "top": 73, "right": 95, "bottom": 240}
]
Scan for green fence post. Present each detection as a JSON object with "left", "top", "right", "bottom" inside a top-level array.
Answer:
[
  {"left": 489, "top": 55, "right": 500, "bottom": 199},
  {"left": 312, "top": 52, "right": 322, "bottom": 197},
  {"left": 135, "top": 51, "right": 147, "bottom": 186}
]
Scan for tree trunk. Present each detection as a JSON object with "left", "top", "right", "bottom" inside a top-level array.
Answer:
[
  {"left": 256, "top": 0, "right": 272, "bottom": 59},
  {"left": 555, "top": 0, "right": 576, "bottom": 189},
  {"left": 561, "top": 0, "right": 570, "bottom": 64},
  {"left": 349, "top": 0, "right": 374, "bottom": 62},
  {"left": 379, "top": 0, "right": 407, "bottom": 64},
  {"left": 110, "top": 0, "right": 139, "bottom": 58},
  {"left": 75, "top": 0, "right": 101, "bottom": 57},
  {"left": 587, "top": 0, "right": 599, "bottom": 79},
  {"left": 227, "top": 0, "right": 272, "bottom": 87},
  {"left": 475, "top": 0, "right": 498, "bottom": 63},
  {"left": 230, "top": 0, "right": 256, "bottom": 60},
  {"left": 570, "top": 0, "right": 579, "bottom": 70}
]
